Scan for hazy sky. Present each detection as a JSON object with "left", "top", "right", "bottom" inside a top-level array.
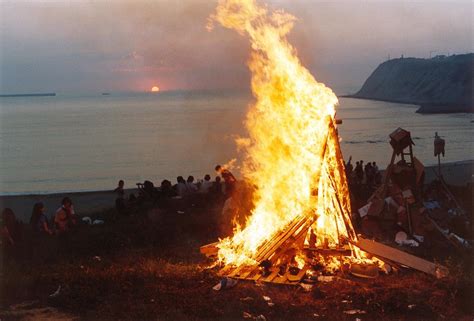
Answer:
[{"left": 1, "top": 0, "right": 472, "bottom": 94}]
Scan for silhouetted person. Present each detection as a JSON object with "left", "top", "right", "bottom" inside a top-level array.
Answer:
[
  {"left": 212, "top": 176, "right": 223, "bottom": 197},
  {"left": 1, "top": 208, "right": 22, "bottom": 259},
  {"left": 114, "top": 180, "right": 125, "bottom": 197},
  {"left": 30, "top": 202, "right": 53, "bottom": 235},
  {"left": 215, "top": 164, "right": 237, "bottom": 197},
  {"left": 200, "top": 174, "right": 213, "bottom": 193},
  {"left": 176, "top": 176, "right": 187, "bottom": 197},
  {"left": 186, "top": 175, "right": 198, "bottom": 194},
  {"left": 355, "top": 161, "right": 363, "bottom": 184},
  {"left": 345, "top": 156, "right": 353, "bottom": 182}
]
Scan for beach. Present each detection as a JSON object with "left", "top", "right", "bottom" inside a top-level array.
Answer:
[{"left": 1, "top": 160, "right": 472, "bottom": 223}]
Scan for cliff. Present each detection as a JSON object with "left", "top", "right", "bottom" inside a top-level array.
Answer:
[{"left": 349, "top": 54, "right": 473, "bottom": 113}]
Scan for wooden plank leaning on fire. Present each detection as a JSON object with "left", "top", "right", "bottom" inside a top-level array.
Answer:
[
  {"left": 325, "top": 120, "right": 358, "bottom": 242},
  {"left": 249, "top": 116, "right": 334, "bottom": 264},
  {"left": 350, "top": 237, "right": 449, "bottom": 278},
  {"left": 205, "top": 117, "right": 334, "bottom": 282}
]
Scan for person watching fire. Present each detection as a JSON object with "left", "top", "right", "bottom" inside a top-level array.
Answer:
[{"left": 215, "top": 164, "right": 236, "bottom": 198}]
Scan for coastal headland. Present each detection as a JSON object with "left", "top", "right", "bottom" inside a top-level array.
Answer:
[{"left": 345, "top": 54, "right": 473, "bottom": 113}]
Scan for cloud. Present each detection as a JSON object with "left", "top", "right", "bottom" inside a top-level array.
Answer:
[{"left": 0, "top": 0, "right": 472, "bottom": 93}]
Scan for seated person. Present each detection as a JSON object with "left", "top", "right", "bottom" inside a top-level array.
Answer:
[
  {"left": 159, "top": 179, "right": 176, "bottom": 198},
  {"left": 54, "top": 197, "right": 77, "bottom": 233},
  {"left": 30, "top": 202, "right": 53, "bottom": 235},
  {"left": 1, "top": 208, "right": 19, "bottom": 246}
]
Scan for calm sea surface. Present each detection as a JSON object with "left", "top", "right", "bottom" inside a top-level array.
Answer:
[{"left": 0, "top": 91, "right": 472, "bottom": 195}]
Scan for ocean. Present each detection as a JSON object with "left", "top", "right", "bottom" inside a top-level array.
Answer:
[{"left": 0, "top": 91, "right": 472, "bottom": 195}]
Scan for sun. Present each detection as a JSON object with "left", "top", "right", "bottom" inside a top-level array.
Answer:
[{"left": 151, "top": 86, "right": 160, "bottom": 92}]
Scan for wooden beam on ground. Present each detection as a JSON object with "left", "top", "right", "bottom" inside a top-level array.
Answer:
[{"left": 355, "top": 237, "right": 448, "bottom": 278}]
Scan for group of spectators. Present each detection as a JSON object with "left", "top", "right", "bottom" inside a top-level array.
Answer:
[
  {"left": 1, "top": 197, "right": 78, "bottom": 258},
  {"left": 345, "top": 156, "right": 382, "bottom": 187},
  {"left": 1, "top": 164, "right": 238, "bottom": 263},
  {"left": 113, "top": 164, "right": 237, "bottom": 212}
]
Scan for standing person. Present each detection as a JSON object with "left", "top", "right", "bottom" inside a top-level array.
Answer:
[
  {"left": 373, "top": 162, "right": 381, "bottom": 185},
  {"left": 186, "top": 176, "right": 198, "bottom": 194},
  {"left": 175, "top": 176, "right": 187, "bottom": 197},
  {"left": 354, "top": 161, "right": 363, "bottom": 184},
  {"left": 365, "top": 162, "right": 373, "bottom": 185},
  {"left": 54, "top": 197, "right": 77, "bottom": 233},
  {"left": 114, "top": 180, "right": 125, "bottom": 197},
  {"left": 345, "top": 156, "right": 353, "bottom": 182},
  {"left": 30, "top": 202, "right": 53, "bottom": 235},
  {"left": 215, "top": 164, "right": 237, "bottom": 198},
  {"left": 212, "top": 176, "right": 223, "bottom": 197},
  {"left": 199, "top": 174, "right": 213, "bottom": 194}
]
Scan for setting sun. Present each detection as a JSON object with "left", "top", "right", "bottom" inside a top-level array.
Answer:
[{"left": 151, "top": 86, "right": 160, "bottom": 92}]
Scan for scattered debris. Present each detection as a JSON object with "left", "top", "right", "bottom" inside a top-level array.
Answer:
[
  {"left": 93, "top": 256, "right": 101, "bottom": 262},
  {"left": 395, "top": 231, "right": 419, "bottom": 247},
  {"left": 240, "top": 296, "right": 254, "bottom": 302},
  {"left": 349, "top": 263, "right": 379, "bottom": 279},
  {"left": 243, "top": 311, "right": 253, "bottom": 319},
  {"left": 49, "top": 285, "right": 61, "bottom": 298},
  {"left": 300, "top": 283, "right": 313, "bottom": 292},
  {"left": 262, "top": 295, "right": 271, "bottom": 302},
  {"left": 212, "top": 277, "right": 238, "bottom": 291},
  {"left": 82, "top": 216, "right": 92, "bottom": 224},
  {"left": 317, "top": 276, "right": 334, "bottom": 282},
  {"left": 92, "top": 219, "right": 104, "bottom": 225},
  {"left": 343, "top": 309, "right": 366, "bottom": 315},
  {"left": 408, "top": 304, "right": 416, "bottom": 310}
]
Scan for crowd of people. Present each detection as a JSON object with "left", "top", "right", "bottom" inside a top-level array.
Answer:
[
  {"left": 1, "top": 164, "right": 238, "bottom": 262},
  {"left": 345, "top": 156, "right": 382, "bottom": 187},
  {"left": 113, "top": 164, "right": 237, "bottom": 213}
]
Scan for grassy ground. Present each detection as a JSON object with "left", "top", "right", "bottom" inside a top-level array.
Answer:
[{"left": 1, "top": 190, "right": 473, "bottom": 321}]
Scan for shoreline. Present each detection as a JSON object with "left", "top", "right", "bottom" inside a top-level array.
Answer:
[
  {"left": 340, "top": 95, "right": 473, "bottom": 114},
  {"left": 1, "top": 160, "right": 472, "bottom": 223}
]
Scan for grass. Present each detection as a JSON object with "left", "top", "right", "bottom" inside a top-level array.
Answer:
[{"left": 1, "top": 191, "right": 473, "bottom": 320}]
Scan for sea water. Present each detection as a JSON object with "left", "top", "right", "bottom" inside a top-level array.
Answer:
[{"left": 0, "top": 91, "right": 472, "bottom": 195}]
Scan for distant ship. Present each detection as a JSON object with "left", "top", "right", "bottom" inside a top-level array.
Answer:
[
  {"left": 101, "top": 93, "right": 111, "bottom": 96},
  {"left": 0, "top": 93, "right": 56, "bottom": 97}
]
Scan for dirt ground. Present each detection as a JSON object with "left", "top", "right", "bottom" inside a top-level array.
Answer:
[{"left": 1, "top": 187, "right": 473, "bottom": 321}]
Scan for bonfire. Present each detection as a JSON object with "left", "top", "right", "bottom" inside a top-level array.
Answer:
[{"left": 202, "top": 0, "right": 447, "bottom": 283}]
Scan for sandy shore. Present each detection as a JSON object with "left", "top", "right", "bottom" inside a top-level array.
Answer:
[{"left": 1, "top": 160, "right": 472, "bottom": 223}]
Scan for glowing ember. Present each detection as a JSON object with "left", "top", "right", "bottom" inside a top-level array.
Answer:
[
  {"left": 210, "top": 0, "right": 367, "bottom": 270},
  {"left": 151, "top": 86, "right": 160, "bottom": 92}
]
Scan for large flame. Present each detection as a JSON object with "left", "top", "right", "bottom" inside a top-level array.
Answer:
[{"left": 211, "top": 0, "right": 358, "bottom": 267}]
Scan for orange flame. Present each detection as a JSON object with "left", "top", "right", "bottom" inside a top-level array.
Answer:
[{"left": 211, "top": 0, "right": 363, "bottom": 268}]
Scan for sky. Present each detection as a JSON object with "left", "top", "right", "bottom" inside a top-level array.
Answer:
[{"left": 0, "top": 0, "right": 472, "bottom": 94}]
